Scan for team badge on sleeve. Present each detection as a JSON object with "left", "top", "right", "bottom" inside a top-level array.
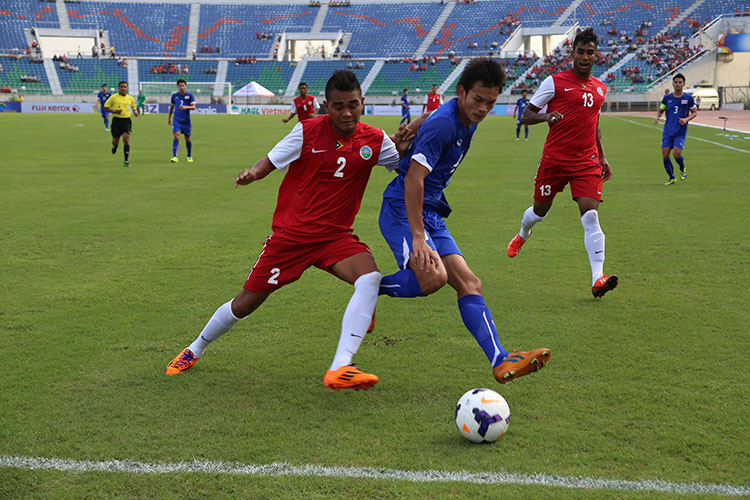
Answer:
[
  {"left": 597, "top": 87, "right": 604, "bottom": 96},
  {"left": 359, "top": 146, "right": 372, "bottom": 160}
]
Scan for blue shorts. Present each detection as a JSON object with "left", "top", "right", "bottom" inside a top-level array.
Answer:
[
  {"left": 401, "top": 110, "right": 411, "bottom": 120},
  {"left": 379, "top": 197, "right": 462, "bottom": 269},
  {"left": 100, "top": 109, "right": 109, "bottom": 118},
  {"left": 173, "top": 121, "right": 191, "bottom": 136},
  {"left": 662, "top": 133, "right": 686, "bottom": 150}
]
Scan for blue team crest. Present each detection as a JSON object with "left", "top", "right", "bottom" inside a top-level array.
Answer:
[
  {"left": 597, "top": 87, "right": 604, "bottom": 96},
  {"left": 360, "top": 145, "right": 372, "bottom": 160}
]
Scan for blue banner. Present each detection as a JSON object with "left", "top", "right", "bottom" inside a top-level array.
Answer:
[
  {"left": 718, "top": 33, "right": 750, "bottom": 53},
  {"left": 0, "top": 102, "right": 22, "bottom": 112},
  {"left": 156, "top": 103, "right": 227, "bottom": 114}
]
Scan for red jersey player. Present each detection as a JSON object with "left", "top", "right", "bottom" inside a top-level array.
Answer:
[
  {"left": 506, "top": 28, "right": 618, "bottom": 298},
  {"left": 167, "top": 71, "right": 419, "bottom": 389},
  {"left": 282, "top": 82, "right": 319, "bottom": 123},
  {"left": 421, "top": 84, "right": 443, "bottom": 113}
]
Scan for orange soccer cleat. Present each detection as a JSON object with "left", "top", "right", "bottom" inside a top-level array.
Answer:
[
  {"left": 323, "top": 364, "right": 379, "bottom": 391},
  {"left": 493, "top": 348, "right": 551, "bottom": 384},
  {"left": 592, "top": 274, "right": 618, "bottom": 298},
  {"left": 507, "top": 234, "right": 526, "bottom": 258},
  {"left": 165, "top": 348, "right": 198, "bottom": 376}
]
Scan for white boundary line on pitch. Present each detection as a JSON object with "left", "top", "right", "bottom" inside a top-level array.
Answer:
[
  {"left": 605, "top": 115, "right": 750, "bottom": 154},
  {"left": 1, "top": 455, "right": 749, "bottom": 497}
]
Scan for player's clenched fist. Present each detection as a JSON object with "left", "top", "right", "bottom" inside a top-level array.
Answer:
[{"left": 235, "top": 169, "right": 256, "bottom": 187}]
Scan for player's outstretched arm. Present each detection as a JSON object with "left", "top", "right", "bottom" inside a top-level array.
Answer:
[
  {"left": 282, "top": 112, "right": 295, "bottom": 123},
  {"left": 235, "top": 157, "right": 276, "bottom": 187},
  {"left": 653, "top": 105, "right": 665, "bottom": 124},
  {"left": 596, "top": 123, "right": 612, "bottom": 182},
  {"left": 391, "top": 112, "right": 429, "bottom": 157},
  {"left": 521, "top": 104, "right": 562, "bottom": 126}
]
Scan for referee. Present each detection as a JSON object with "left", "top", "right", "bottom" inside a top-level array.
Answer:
[{"left": 104, "top": 81, "right": 139, "bottom": 167}]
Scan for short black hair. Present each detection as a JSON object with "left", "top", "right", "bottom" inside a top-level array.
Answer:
[
  {"left": 299, "top": 82, "right": 308, "bottom": 88},
  {"left": 673, "top": 73, "right": 686, "bottom": 82},
  {"left": 101, "top": 83, "right": 107, "bottom": 88},
  {"left": 403, "top": 88, "right": 408, "bottom": 92},
  {"left": 325, "top": 69, "right": 361, "bottom": 100},
  {"left": 176, "top": 79, "right": 187, "bottom": 85},
  {"left": 573, "top": 27, "right": 598, "bottom": 49},
  {"left": 456, "top": 57, "right": 505, "bottom": 93},
  {"left": 118, "top": 81, "right": 127, "bottom": 87}
]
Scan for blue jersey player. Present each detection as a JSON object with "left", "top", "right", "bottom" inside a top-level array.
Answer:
[
  {"left": 400, "top": 88, "right": 411, "bottom": 125},
  {"left": 168, "top": 79, "right": 196, "bottom": 163},
  {"left": 654, "top": 73, "right": 697, "bottom": 185},
  {"left": 378, "top": 58, "right": 550, "bottom": 385},
  {"left": 514, "top": 89, "right": 530, "bottom": 140},
  {"left": 97, "top": 84, "right": 111, "bottom": 131}
]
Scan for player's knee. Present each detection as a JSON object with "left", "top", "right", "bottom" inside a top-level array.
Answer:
[
  {"left": 416, "top": 267, "right": 448, "bottom": 295},
  {"left": 354, "top": 271, "right": 382, "bottom": 291},
  {"left": 460, "top": 275, "right": 483, "bottom": 296}
]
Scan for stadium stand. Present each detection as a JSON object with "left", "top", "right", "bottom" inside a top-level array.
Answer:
[
  {"left": 301, "top": 60, "right": 373, "bottom": 96},
  {"left": 58, "top": 58, "right": 128, "bottom": 95},
  {"left": 0, "top": 55, "right": 52, "bottom": 95},
  {"left": 225, "top": 60, "right": 296, "bottom": 97},
  {"left": 425, "top": 1, "right": 516, "bottom": 58},
  {"left": 139, "top": 59, "right": 219, "bottom": 83},
  {"left": 0, "top": 0, "right": 738, "bottom": 98},
  {"left": 321, "top": 3, "right": 442, "bottom": 57},
  {"left": 197, "top": 4, "right": 316, "bottom": 58},
  {"left": 0, "top": 1, "right": 59, "bottom": 53},
  {"left": 367, "top": 58, "right": 454, "bottom": 96},
  {"left": 67, "top": 2, "right": 190, "bottom": 57}
]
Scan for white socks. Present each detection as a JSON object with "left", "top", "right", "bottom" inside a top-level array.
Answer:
[
  {"left": 519, "top": 206, "right": 545, "bottom": 240},
  {"left": 581, "top": 210, "right": 605, "bottom": 286},
  {"left": 188, "top": 300, "right": 244, "bottom": 358},
  {"left": 329, "top": 271, "right": 382, "bottom": 371}
]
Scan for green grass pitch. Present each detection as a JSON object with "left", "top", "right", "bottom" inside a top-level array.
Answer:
[{"left": 0, "top": 111, "right": 748, "bottom": 499}]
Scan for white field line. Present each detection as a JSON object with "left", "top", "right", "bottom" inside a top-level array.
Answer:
[
  {"left": 605, "top": 115, "right": 750, "bottom": 154},
  {"left": 1, "top": 455, "right": 749, "bottom": 497}
]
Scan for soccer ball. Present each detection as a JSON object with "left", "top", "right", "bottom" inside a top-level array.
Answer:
[{"left": 455, "top": 388, "right": 510, "bottom": 443}]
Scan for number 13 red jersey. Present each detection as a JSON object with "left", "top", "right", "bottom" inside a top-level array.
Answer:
[{"left": 532, "top": 69, "right": 606, "bottom": 168}]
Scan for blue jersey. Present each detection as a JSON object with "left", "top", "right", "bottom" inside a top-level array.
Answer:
[
  {"left": 661, "top": 92, "right": 695, "bottom": 137},
  {"left": 401, "top": 95, "right": 410, "bottom": 114},
  {"left": 97, "top": 91, "right": 111, "bottom": 108},
  {"left": 170, "top": 91, "right": 196, "bottom": 123},
  {"left": 516, "top": 97, "right": 529, "bottom": 120},
  {"left": 383, "top": 98, "right": 476, "bottom": 218}
]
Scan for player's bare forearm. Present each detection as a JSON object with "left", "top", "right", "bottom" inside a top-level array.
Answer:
[
  {"left": 391, "top": 113, "right": 428, "bottom": 156},
  {"left": 235, "top": 157, "right": 275, "bottom": 187},
  {"left": 596, "top": 124, "right": 612, "bottom": 181},
  {"left": 521, "top": 106, "right": 562, "bottom": 126},
  {"left": 404, "top": 166, "right": 427, "bottom": 244}
]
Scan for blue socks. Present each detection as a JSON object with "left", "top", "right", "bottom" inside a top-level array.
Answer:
[
  {"left": 379, "top": 269, "right": 424, "bottom": 297},
  {"left": 525, "top": 127, "right": 529, "bottom": 139},
  {"left": 104, "top": 118, "right": 109, "bottom": 129},
  {"left": 663, "top": 158, "right": 675, "bottom": 179},
  {"left": 675, "top": 155, "right": 685, "bottom": 172},
  {"left": 458, "top": 294, "right": 508, "bottom": 368},
  {"left": 186, "top": 140, "right": 192, "bottom": 156},
  {"left": 516, "top": 126, "right": 520, "bottom": 138},
  {"left": 173, "top": 139, "right": 179, "bottom": 157}
]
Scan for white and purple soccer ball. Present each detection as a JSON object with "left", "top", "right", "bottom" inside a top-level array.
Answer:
[{"left": 455, "top": 388, "right": 510, "bottom": 443}]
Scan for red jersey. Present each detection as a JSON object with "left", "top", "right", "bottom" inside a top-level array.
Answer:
[
  {"left": 425, "top": 92, "right": 442, "bottom": 112},
  {"left": 531, "top": 69, "right": 606, "bottom": 168},
  {"left": 266, "top": 115, "right": 398, "bottom": 239},
  {"left": 293, "top": 95, "right": 318, "bottom": 121}
]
